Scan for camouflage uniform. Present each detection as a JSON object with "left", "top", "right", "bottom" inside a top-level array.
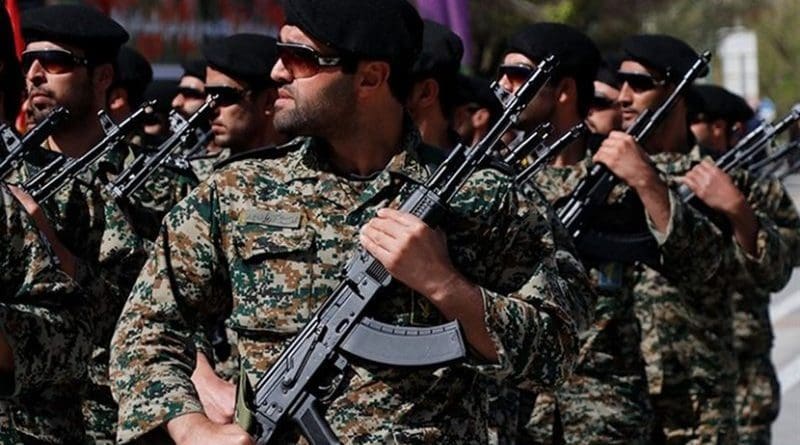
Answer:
[
  {"left": 0, "top": 184, "right": 94, "bottom": 444},
  {"left": 522, "top": 147, "right": 740, "bottom": 445},
  {"left": 189, "top": 147, "right": 231, "bottom": 183},
  {"left": 110, "top": 126, "right": 595, "bottom": 444},
  {"left": 8, "top": 143, "right": 148, "bottom": 444},
  {"left": 633, "top": 149, "right": 793, "bottom": 445}
]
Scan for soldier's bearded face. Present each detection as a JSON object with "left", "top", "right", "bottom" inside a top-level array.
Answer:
[
  {"left": 617, "top": 60, "right": 670, "bottom": 131},
  {"left": 271, "top": 26, "right": 357, "bottom": 139},
  {"left": 23, "top": 41, "right": 96, "bottom": 128},
  {"left": 206, "top": 67, "right": 265, "bottom": 150},
  {"left": 498, "top": 53, "right": 556, "bottom": 132}
]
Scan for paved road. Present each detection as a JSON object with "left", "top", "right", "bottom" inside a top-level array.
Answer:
[{"left": 771, "top": 175, "right": 800, "bottom": 445}]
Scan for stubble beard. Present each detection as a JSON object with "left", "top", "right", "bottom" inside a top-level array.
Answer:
[{"left": 274, "top": 76, "right": 357, "bottom": 139}]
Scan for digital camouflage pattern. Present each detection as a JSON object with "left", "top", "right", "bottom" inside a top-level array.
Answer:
[
  {"left": 0, "top": 184, "right": 94, "bottom": 444},
  {"left": 632, "top": 148, "right": 794, "bottom": 445},
  {"left": 189, "top": 147, "right": 231, "bottom": 183},
  {"left": 7, "top": 142, "right": 149, "bottom": 444},
  {"left": 110, "top": 127, "right": 595, "bottom": 444}
]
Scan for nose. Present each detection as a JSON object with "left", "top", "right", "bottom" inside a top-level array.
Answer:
[
  {"left": 618, "top": 82, "right": 634, "bottom": 107},
  {"left": 271, "top": 58, "right": 292, "bottom": 84},
  {"left": 498, "top": 74, "right": 515, "bottom": 93},
  {"left": 25, "top": 59, "right": 46, "bottom": 86}
]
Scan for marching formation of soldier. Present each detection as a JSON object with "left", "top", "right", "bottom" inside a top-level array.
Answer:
[{"left": 0, "top": 1, "right": 797, "bottom": 444}]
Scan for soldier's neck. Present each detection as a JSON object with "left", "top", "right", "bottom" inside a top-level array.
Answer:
[
  {"left": 48, "top": 117, "right": 105, "bottom": 159},
  {"left": 549, "top": 114, "right": 586, "bottom": 167},
  {"left": 326, "top": 105, "right": 405, "bottom": 177}
]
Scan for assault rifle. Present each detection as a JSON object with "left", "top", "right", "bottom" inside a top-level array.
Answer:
[
  {"left": 514, "top": 123, "right": 587, "bottom": 185},
  {"left": 22, "top": 101, "right": 155, "bottom": 202},
  {"left": 0, "top": 107, "right": 69, "bottom": 180},
  {"left": 235, "top": 56, "right": 558, "bottom": 445},
  {"left": 106, "top": 95, "right": 216, "bottom": 200}
]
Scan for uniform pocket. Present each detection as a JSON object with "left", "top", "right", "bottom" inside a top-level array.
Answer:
[{"left": 229, "top": 224, "right": 316, "bottom": 335}]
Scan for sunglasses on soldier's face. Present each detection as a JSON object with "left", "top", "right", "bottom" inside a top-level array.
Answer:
[
  {"left": 590, "top": 95, "right": 617, "bottom": 110},
  {"left": 21, "top": 49, "right": 89, "bottom": 75},
  {"left": 496, "top": 63, "right": 536, "bottom": 87},
  {"left": 617, "top": 71, "right": 666, "bottom": 93},
  {"left": 176, "top": 86, "right": 206, "bottom": 100},
  {"left": 276, "top": 42, "right": 344, "bottom": 79},
  {"left": 205, "top": 86, "right": 248, "bottom": 107}
]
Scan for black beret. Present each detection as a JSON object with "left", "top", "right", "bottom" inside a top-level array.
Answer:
[
  {"left": 411, "top": 20, "right": 464, "bottom": 80},
  {"left": 506, "top": 22, "right": 601, "bottom": 83},
  {"left": 203, "top": 33, "right": 279, "bottom": 90},
  {"left": 454, "top": 73, "right": 502, "bottom": 116},
  {"left": 283, "top": 0, "right": 423, "bottom": 68},
  {"left": 621, "top": 34, "right": 707, "bottom": 81},
  {"left": 22, "top": 4, "right": 129, "bottom": 63},
  {"left": 143, "top": 79, "right": 179, "bottom": 113},
  {"left": 181, "top": 58, "right": 207, "bottom": 81},
  {"left": 689, "top": 84, "right": 754, "bottom": 124},
  {"left": 114, "top": 47, "right": 153, "bottom": 90},
  {"left": 596, "top": 53, "right": 622, "bottom": 89}
]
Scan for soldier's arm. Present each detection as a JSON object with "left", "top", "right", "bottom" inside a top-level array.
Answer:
[
  {"left": 110, "top": 179, "right": 230, "bottom": 444},
  {"left": 0, "top": 187, "right": 93, "bottom": 396}
]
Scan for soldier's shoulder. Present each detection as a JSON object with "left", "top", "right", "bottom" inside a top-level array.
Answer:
[{"left": 214, "top": 138, "right": 304, "bottom": 171}]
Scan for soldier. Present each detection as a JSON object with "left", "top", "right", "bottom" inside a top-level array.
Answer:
[
  {"left": 688, "top": 84, "right": 755, "bottom": 159},
  {"left": 498, "top": 22, "right": 655, "bottom": 444},
  {"left": 0, "top": 184, "right": 95, "bottom": 444},
  {"left": 13, "top": 5, "right": 148, "bottom": 443},
  {"left": 406, "top": 19, "right": 464, "bottom": 151},
  {"left": 451, "top": 74, "right": 501, "bottom": 147},
  {"left": 172, "top": 59, "right": 208, "bottom": 119},
  {"left": 189, "top": 33, "right": 287, "bottom": 182},
  {"left": 685, "top": 85, "right": 799, "bottom": 445},
  {"left": 109, "top": 0, "right": 594, "bottom": 443},
  {"left": 586, "top": 57, "right": 623, "bottom": 142}
]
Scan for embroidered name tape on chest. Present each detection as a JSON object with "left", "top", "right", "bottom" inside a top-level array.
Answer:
[{"left": 244, "top": 209, "right": 302, "bottom": 228}]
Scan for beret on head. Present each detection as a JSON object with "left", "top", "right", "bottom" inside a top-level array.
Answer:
[
  {"left": 411, "top": 20, "right": 464, "bottom": 80},
  {"left": 203, "top": 33, "right": 279, "bottom": 90},
  {"left": 283, "top": 0, "right": 423, "bottom": 69},
  {"left": 689, "top": 84, "right": 754, "bottom": 124},
  {"left": 454, "top": 73, "right": 502, "bottom": 116},
  {"left": 596, "top": 53, "right": 622, "bottom": 89},
  {"left": 181, "top": 58, "right": 207, "bottom": 81},
  {"left": 506, "top": 22, "right": 601, "bottom": 83},
  {"left": 621, "top": 34, "right": 707, "bottom": 81},
  {"left": 22, "top": 4, "right": 129, "bottom": 63},
  {"left": 114, "top": 47, "right": 153, "bottom": 106},
  {"left": 143, "top": 79, "right": 179, "bottom": 113}
]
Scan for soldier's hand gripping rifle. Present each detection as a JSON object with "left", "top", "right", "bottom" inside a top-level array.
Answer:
[
  {"left": 105, "top": 95, "right": 217, "bottom": 200},
  {"left": 235, "top": 56, "right": 558, "bottom": 445},
  {"left": 0, "top": 107, "right": 69, "bottom": 180},
  {"left": 22, "top": 101, "right": 156, "bottom": 202},
  {"left": 558, "top": 51, "right": 711, "bottom": 241},
  {"left": 514, "top": 123, "right": 587, "bottom": 185}
]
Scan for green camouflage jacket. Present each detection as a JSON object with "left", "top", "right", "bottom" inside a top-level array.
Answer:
[
  {"left": 0, "top": 185, "right": 94, "bottom": 443},
  {"left": 110, "top": 129, "right": 594, "bottom": 444}
]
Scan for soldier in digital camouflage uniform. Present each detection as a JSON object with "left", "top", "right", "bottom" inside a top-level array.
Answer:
[
  {"left": 109, "top": 0, "right": 595, "bottom": 443},
  {"left": 0, "top": 184, "right": 95, "bottom": 444},
  {"left": 687, "top": 85, "right": 800, "bottom": 444},
  {"left": 10, "top": 5, "right": 149, "bottom": 443},
  {"left": 614, "top": 35, "right": 795, "bottom": 445},
  {"left": 498, "top": 25, "right": 745, "bottom": 445},
  {"left": 184, "top": 34, "right": 287, "bottom": 185}
]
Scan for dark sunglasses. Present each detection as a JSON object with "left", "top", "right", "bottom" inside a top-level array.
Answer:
[
  {"left": 496, "top": 63, "right": 536, "bottom": 85},
  {"left": 175, "top": 86, "right": 206, "bottom": 100},
  {"left": 617, "top": 71, "right": 666, "bottom": 93},
  {"left": 276, "top": 42, "right": 344, "bottom": 79},
  {"left": 205, "top": 86, "right": 247, "bottom": 107},
  {"left": 21, "top": 49, "right": 89, "bottom": 74},
  {"left": 590, "top": 95, "right": 617, "bottom": 110}
]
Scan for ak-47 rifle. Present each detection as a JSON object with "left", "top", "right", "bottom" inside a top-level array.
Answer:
[
  {"left": 749, "top": 140, "right": 800, "bottom": 179},
  {"left": 235, "top": 56, "right": 558, "bottom": 445},
  {"left": 0, "top": 107, "right": 69, "bottom": 180},
  {"left": 514, "top": 123, "right": 587, "bottom": 185},
  {"left": 106, "top": 95, "right": 216, "bottom": 200},
  {"left": 22, "top": 101, "right": 155, "bottom": 202},
  {"left": 555, "top": 51, "right": 711, "bottom": 265}
]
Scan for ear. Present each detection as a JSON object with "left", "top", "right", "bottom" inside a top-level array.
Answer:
[
  {"left": 471, "top": 108, "right": 490, "bottom": 129},
  {"left": 93, "top": 63, "right": 115, "bottom": 93},
  {"left": 107, "top": 86, "right": 128, "bottom": 112},
  {"left": 356, "top": 61, "right": 391, "bottom": 99},
  {"left": 555, "top": 77, "right": 577, "bottom": 106}
]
